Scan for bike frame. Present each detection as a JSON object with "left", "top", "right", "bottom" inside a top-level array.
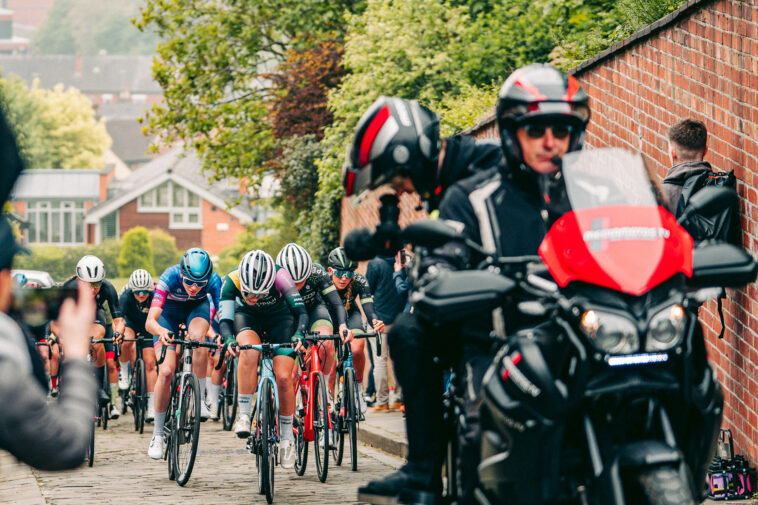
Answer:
[{"left": 299, "top": 339, "right": 332, "bottom": 443}]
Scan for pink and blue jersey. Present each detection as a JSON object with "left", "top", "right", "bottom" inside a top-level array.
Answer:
[{"left": 152, "top": 265, "right": 222, "bottom": 318}]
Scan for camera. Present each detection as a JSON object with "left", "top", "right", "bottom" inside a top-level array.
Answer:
[{"left": 12, "top": 287, "right": 77, "bottom": 328}]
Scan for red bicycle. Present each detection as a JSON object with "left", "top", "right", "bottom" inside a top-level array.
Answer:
[{"left": 293, "top": 332, "right": 341, "bottom": 483}]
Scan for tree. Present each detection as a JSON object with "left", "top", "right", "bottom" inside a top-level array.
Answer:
[
  {"left": 149, "top": 228, "right": 181, "bottom": 276},
  {"left": 216, "top": 215, "right": 298, "bottom": 275},
  {"left": 33, "top": 0, "right": 159, "bottom": 55},
  {"left": 118, "top": 227, "right": 155, "bottom": 277},
  {"left": 0, "top": 75, "right": 112, "bottom": 169}
]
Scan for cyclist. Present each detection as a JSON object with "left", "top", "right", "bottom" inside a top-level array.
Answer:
[
  {"left": 276, "top": 242, "right": 352, "bottom": 397},
  {"left": 117, "top": 269, "right": 157, "bottom": 421},
  {"left": 326, "top": 247, "right": 384, "bottom": 415},
  {"left": 219, "top": 250, "right": 308, "bottom": 469},
  {"left": 61, "top": 255, "right": 125, "bottom": 419},
  {"left": 146, "top": 248, "right": 221, "bottom": 459}
]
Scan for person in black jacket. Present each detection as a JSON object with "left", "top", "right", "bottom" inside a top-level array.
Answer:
[
  {"left": 662, "top": 118, "right": 712, "bottom": 212},
  {"left": 349, "top": 65, "right": 592, "bottom": 505}
]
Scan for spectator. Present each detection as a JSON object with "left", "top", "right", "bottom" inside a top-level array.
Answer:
[
  {"left": 366, "top": 252, "right": 405, "bottom": 411},
  {"left": 393, "top": 248, "right": 412, "bottom": 314},
  {"left": 662, "top": 119, "right": 711, "bottom": 212}
]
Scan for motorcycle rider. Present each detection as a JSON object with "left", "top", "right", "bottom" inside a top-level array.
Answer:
[{"left": 351, "top": 64, "right": 591, "bottom": 505}]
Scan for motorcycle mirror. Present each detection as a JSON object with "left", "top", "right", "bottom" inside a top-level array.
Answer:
[
  {"left": 400, "top": 219, "right": 462, "bottom": 249},
  {"left": 678, "top": 186, "right": 737, "bottom": 224}
]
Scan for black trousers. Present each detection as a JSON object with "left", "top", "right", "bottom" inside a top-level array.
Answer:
[{"left": 388, "top": 312, "right": 490, "bottom": 502}]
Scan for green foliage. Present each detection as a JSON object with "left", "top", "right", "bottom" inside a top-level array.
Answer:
[
  {"left": 216, "top": 214, "right": 298, "bottom": 274},
  {"left": 148, "top": 228, "right": 181, "bottom": 276},
  {"left": 438, "top": 83, "right": 498, "bottom": 136},
  {"left": 33, "top": 0, "right": 159, "bottom": 55},
  {"left": 14, "top": 239, "right": 122, "bottom": 282},
  {"left": 117, "top": 227, "right": 155, "bottom": 277},
  {"left": 617, "top": 0, "right": 685, "bottom": 32},
  {"left": 0, "top": 75, "right": 111, "bottom": 169},
  {"left": 271, "top": 135, "right": 322, "bottom": 215}
]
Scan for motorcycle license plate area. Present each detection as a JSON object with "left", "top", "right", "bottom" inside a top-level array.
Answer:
[{"left": 539, "top": 149, "right": 693, "bottom": 296}]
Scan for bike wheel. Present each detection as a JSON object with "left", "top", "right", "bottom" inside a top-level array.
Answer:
[
  {"left": 87, "top": 420, "right": 95, "bottom": 467},
  {"left": 101, "top": 367, "right": 109, "bottom": 430},
  {"left": 222, "top": 358, "right": 237, "bottom": 431},
  {"left": 137, "top": 360, "right": 147, "bottom": 434},
  {"left": 173, "top": 374, "right": 201, "bottom": 486},
  {"left": 333, "top": 371, "right": 346, "bottom": 466},
  {"left": 166, "top": 375, "right": 177, "bottom": 481},
  {"left": 313, "top": 372, "right": 329, "bottom": 483},
  {"left": 257, "top": 380, "right": 275, "bottom": 504},
  {"left": 132, "top": 359, "right": 143, "bottom": 431},
  {"left": 347, "top": 368, "right": 359, "bottom": 471},
  {"left": 294, "top": 377, "right": 308, "bottom": 476}
]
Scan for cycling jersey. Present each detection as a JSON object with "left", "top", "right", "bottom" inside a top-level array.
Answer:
[
  {"left": 297, "top": 263, "right": 347, "bottom": 328},
  {"left": 119, "top": 287, "right": 153, "bottom": 339},
  {"left": 152, "top": 265, "right": 222, "bottom": 318},
  {"left": 335, "top": 273, "right": 378, "bottom": 323},
  {"left": 62, "top": 277, "right": 122, "bottom": 319},
  {"left": 218, "top": 266, "right": 308, "bottom": 340}
]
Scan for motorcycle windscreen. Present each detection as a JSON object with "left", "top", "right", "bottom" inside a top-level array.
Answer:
[{"left": 539, "top": 148, "right": 693, "bottom": 296}]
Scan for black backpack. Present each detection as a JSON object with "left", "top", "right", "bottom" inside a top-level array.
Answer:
[{"left": 675, "top": 170, "right": 741, "bottom": 246}]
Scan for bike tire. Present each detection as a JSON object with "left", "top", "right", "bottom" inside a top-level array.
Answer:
[
  {"left": 258, "top": 379, "right": 275, "bottom": 504},
  {"left": 334, "top": 370, "right": 347, "bottom": 466},
  {"left": 347, "top": 368, "right": 359, "bottom": 471},
  {"left": 87, "top": 421, "right": 95, "bottom": 467},
  {"left": 137, "top": 359, "right": 147, "bottom": 434},
  {"left": 634, "top": 465, "right": 695, "bottom": 505},
  {"left": 173, "top": 374, "right": 201, "bottom": 486},
  {"left": 132, "top": 359, "right": 143, "bottom": 431},
  {"left": 166, "top": 377, "right": 176, "bottom": 481},
  {"left": 294, "top": 376, "right": 308, "bottom": 476},
  {"left": 101, "top": 366, "right": 109, "bottom": 430},
  {"left": 313, "top": 372, "right": 329, "bottom": 483},
  {"left": 222, "top": 357, "right": 237, "bottom": 431}
]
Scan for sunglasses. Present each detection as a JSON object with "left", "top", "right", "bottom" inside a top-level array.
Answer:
[
  {"left": 333, "top": 269, "right": 355, "bottom": 279},
  {"left": 134, "top": 290, "right": 150, "bottom": 296},
  {"left": 242, "top": 290, "right": 267, "bottom": 299},
  {"left": 523, "top": 123, "right": 573, "bottom": 140},
  {"left": 182, "top": 277, "right": 208, "bottom": 288},
  {"left": 90, "top": 281, "right": 102, "bottom": 289}
]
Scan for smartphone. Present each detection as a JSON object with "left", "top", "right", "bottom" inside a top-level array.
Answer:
[{"left": 12, "top": 287, "right": 77, "bottom": 327}]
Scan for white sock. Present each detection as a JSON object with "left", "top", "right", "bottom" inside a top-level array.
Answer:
[
  {"left": 147, "top": 392, "right": 154, "bottom": 411},
  {"left": 198, "top": 378, "right": 206, "bottom": 403},
  {"left": 153, "top": 411, "right": 166, "bottom": 437},
  {"left": 239, "top": 394, "right": 253, "bottom": 416},
  {"left": 279, "top": 415, "right": 293, "bottom": 441},
  {"left": 119, "top": 360, "right": 130, "bottom": 376},
  {"left": 208, "top": 382, "right": 221, "bottom": 406},
  {"left": 205, "top": 377, "right": 212, "bottom": 394}
]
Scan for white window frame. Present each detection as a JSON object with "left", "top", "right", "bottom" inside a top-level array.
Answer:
[
  {"left": 25, "top": 200, "right": 87, "bottom": 246},
  {"left": 137, "top": 180, "right": 202, "bottom": 230}
]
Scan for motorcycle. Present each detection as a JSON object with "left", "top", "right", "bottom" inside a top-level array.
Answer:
[{"left": 403, "top": 148, "right": 757, "bottom": 505}]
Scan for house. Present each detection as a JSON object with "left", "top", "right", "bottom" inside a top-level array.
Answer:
[
  {"left": 84, "top": 149, "right": 259, "bottom": 255},
  {"left": 5, "top": 0, "right": 53, "bottom": 28},
  {"left": 0, "top": 8, "right": 29, "bottom": 54}
]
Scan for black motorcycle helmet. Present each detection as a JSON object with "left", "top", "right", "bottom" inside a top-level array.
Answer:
[
  {"left": 496, "top": 63, "right": 591, "bottom": 173},
  {"left": 344, "top": 96, "right": 441, "bottom": 201},
  {"left": 327, "top": 247, "right": 357, "bottom": 272}
]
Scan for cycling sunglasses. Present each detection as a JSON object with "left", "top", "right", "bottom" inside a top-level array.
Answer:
[
  {"left": 134, "top": 290, "right": 150, "bottom": 296},
  {"left": 523, "top": 123, "right": 573, "bottom": 140},
  {"left": 241, "top": 290, "right": 267, "bottom": 299},
  {"left": 333, "top": 269, "right": 355, "bottom": 279},
  {"left": 182, "top": 276, "right": 208, "bottom": 288}
]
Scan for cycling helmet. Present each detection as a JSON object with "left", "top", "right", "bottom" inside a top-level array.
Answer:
[
  {"left": 239, "top": 250, "right": 276, "bottom": 296},
  {"left": 76, "top": 255, "right": 106, "bottom": 282},
  {"left": 327, "top": 247, "right": 357, "bottom": 272},
  {"left": 180, "top": 247, "right": 213, "bottom": 282},
  {"left": 276, "top": 243, "right": 313, "bottom": 283},
  {"left": 345, "top": 96, "right": 440, "bottom": 201},
  {"left": 128, "top": 269, "right": 153, "bottom": 291},
  {"left": 496, "top": 63, "right": 590, "bottom": 171},
  {"left": 13, "top": 272, "right": 26, "bottom": 286}
]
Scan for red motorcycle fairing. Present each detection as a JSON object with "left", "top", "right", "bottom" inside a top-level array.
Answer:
[{"left": 539, "top": 205, "right": 693, "bottom": 296}]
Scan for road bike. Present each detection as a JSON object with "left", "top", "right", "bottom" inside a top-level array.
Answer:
[
  {"left": 156, "top": 328, "right": 218, "bottom": 486},
  {"left": 293, "top": 332, "right": 340, "bottom": 482},
  {"left": 85, "top": 337, "right": 114, "bottom": 465},
  {"left": 332, "top": 332, "right": 380, "bottom": 471},
  {"left": 219, "top": 350, "right": 237, "bottom": 431},
  {"left": 122, "top": 333, "right": 152, "bottom": 434}
]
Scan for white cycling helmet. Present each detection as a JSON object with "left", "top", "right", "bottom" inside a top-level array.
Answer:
[
  {"left": 239, "top": 250, "right": 276, "bottom": 296},
  {"left": 276, "top": 243, "right": 313, "bottom": 283},
  {"left": 128, "top": 269, "right": 153, "bottom": 291},
  {"left": 76, "top": 255, "right": 106, "bottom": 282}
]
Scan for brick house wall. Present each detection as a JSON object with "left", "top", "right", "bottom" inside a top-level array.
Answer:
[
  {"left": 118, "top": 199, "right": 202, "bottom": 252},
  {"left": 339, "top": 0, "right": 758, "bottom": 462}
]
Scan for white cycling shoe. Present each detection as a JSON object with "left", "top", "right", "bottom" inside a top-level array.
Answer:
[
  {"left": 110, "top": 405, "right": 121, "bottom": 419},
  {"left": 200, "top": 401, "right": 211, "bottom": 420},
  {"left": 209, "top": 402, "right": 220, "bottom": 421},
  {"left": 280, "top": 439, "right": 296, "bottom": 469},
  {"left": 117, "top": 369, "right": 130, "bottom": 390},
  {"left": 148, "top": 435, "right": 164, "bottom": 460},
  {"left": 235, "top": 413, "right": 252, "bottom": 438}
]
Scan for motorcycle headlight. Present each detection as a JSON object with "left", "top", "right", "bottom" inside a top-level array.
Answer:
[
  {"left": 646, "top": 304, "right": 686, "bottom": 351},
  {"left": 580, "top": 310, "right": 639, "bottom": 355}
]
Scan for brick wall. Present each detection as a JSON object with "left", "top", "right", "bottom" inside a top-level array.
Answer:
[
  {"left": 199, "top": 198, "right": 246, "bottom": 255},
  {"left": 6, "top": 0, "right": 53, "bottom": 27},
  {"left": 571, "top": 0, "right": 758, "bottom": 461},
  {"left": 118, "top": 198, "right": 202, "bottom": 252}
]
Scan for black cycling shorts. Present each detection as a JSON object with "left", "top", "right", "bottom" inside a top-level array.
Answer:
[
  {"left": 308, "top": 304, "right": 333, "bottom": 331},
  {"left": 235, "top": 310, "right": 295, "bottom": 357},
  {"left": 346, "top": 309, "right": 366, "bottom": 333},
  {"left": 125, "top": 318, "right": 152, "bottom": 351}
]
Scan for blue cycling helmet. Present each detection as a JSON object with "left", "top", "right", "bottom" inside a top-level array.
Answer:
[{"left": 180, "top": 248, "right": 213, "bottom": 281}]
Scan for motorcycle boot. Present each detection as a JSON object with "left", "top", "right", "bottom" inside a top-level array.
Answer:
[{"left": 358, "top": 464, "right": 441, "bottom": 505}]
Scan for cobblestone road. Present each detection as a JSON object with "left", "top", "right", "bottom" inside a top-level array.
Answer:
[{"left": 0, "top": 414, "right": 402, "bottom": 505}]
